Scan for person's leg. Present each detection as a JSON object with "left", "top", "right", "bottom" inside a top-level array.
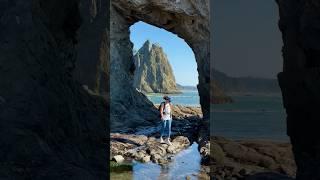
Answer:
[
  {"left": 160, "top": 120, "right": 166, "bottom": 142},
  {"left": 166, "top": 119, "right": 173, "bottom": 145},
  {"left": 168, "top": 119, "right": 172, "bottom": 139},
  {"left": 165, "top": 120, "right": 169, "bottom": 136}
]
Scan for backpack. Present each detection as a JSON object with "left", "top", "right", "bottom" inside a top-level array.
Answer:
[{"left": 158, "top": 102, "right": 165, "bottom": 117}]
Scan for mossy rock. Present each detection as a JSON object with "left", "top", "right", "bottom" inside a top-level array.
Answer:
[
  {"left": 211, "top": 142, "right": 225, "bottom": 164},
  {"left": 110, "top": 161, "right": 132, "bottom": 173}
]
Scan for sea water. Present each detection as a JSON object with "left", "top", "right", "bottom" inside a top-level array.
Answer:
[
  {"left": 211, "top": 94, "right": 289, "bottom": 141},
  {"left": 133, "top": 142, "right": 201, "bottom": 180},
  {"left": 146, "top": 91, "right": 288, "bottom": 141},
  {"left": 146, "top": 90, "right": 200, "bottom": 107}
]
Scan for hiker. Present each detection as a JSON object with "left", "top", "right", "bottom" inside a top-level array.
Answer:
[{"left": 159, "top": 96, "right": 173, "bottom": 145}]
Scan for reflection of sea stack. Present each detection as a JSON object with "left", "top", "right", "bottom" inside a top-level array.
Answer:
[
  {"left": 133, "top": 40, "right": 181, "bottom": 94},
  {"left": 211, "top": 81, "right": 233, "bottom": 104}
]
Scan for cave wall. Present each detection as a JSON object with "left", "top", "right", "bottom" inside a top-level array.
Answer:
[
  {"left": 277, "top": 0, "right": 320, "bottom": 179},
  {"left": 110, "top": 0, "right": 210, "bottom": 131},
  {"left": 74, "top": 0, "right": 109, "bottom": 95},
  {"left": 0, "top": 0, "right": 108, "bottom": 178}
]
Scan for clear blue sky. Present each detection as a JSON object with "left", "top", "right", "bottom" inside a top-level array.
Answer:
[{"left": 130, "top": 21, "right": 198, "bottom": 86}]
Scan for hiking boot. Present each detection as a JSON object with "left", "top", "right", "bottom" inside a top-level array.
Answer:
[
  {"left": 160, "top": 137, "right": 164, "bottom": 143},
  {"left": 166, "top": 138, "right": 172, "bottom": 146}
]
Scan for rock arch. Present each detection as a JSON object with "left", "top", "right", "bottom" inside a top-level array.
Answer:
[
  {"left": 0, "top": 0, "right": 320, "bottom": 179},
  {"left": 109, "top": 0, "right": 210, "bottom": 131}
]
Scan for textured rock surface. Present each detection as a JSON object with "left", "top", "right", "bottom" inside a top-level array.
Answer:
[
  {"left": 133, "top": 40, "right": 181, "bottom": 94},
  {"left": 0, "top": 0, "right": 108, "bottom": 179},
  {"left": 74, "top": 0, "right": 109, "bottom": 95},
  {"left": 111, "top": 134, "right": 190, "bottom": 164},
  {"left": 211, "top": 80, "right": 233, "bottom": 104},
  {"left": 210, "top": 137, "right": 296, "bottom": 180},
  {"left": 276, "top": 0, "right": 320, "bottom": 179}
]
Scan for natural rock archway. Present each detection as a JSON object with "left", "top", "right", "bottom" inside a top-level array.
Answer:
[
  {"left": 109, "top": 0, "right": 210, "bottom": 132},
  {"left": 1, "top": 0, "right": 320, "bottom": 179}
]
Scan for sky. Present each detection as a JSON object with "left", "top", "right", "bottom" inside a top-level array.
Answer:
[
  {"left": 213, "top": 0, "right": 283, "bottom": 79},
  {"left": 130, "top": 21, "right": 198, "bottom": 86}
]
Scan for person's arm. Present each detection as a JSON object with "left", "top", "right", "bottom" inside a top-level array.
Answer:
[
  {"left": 170, "top": 104, "right": 173, "bottom": 119},
  {"left": 160, "top": 103, "right": 164, "bottom": 120}
]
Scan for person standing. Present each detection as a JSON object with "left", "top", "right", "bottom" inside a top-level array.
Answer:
[{"left": 159, "top": 96, "right": 173, "bottom": 145}]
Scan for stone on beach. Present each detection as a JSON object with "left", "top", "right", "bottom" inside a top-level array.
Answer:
[{"left": 113, "top": 155, "right": 125, "bottom": 163}]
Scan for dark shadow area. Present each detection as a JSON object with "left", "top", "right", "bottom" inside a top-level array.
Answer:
[{"left": 210, "top": 0, "right": 300, "bottom": 179}]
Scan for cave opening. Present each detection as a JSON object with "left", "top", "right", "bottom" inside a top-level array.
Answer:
[
  {"left": 129, "top": 21, "right": 201, "bottom": 110},
  {"left": 125, "top": 20, "right": 204, "bottom": 136},
  {"left": 110, "top": 3, "right": 210, "bottom": 178},
  {"left": 109, "top": 2, "right": 210, "bottom": 134}
]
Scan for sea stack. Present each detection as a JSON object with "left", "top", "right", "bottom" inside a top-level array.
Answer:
[
  {"left": 133, "top": 40, "right": 181, "bottom": 94},
  {"left": 211, "top": 80, "right": 233, "bottom": 104}
]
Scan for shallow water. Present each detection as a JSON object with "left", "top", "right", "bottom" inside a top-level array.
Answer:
[{"left": 133, "top": 142, "right": 201, "bottom": 180}]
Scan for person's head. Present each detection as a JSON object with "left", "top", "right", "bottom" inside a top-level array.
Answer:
[{"left": 163, "top": 96, "right": 171, "bottom": 103}]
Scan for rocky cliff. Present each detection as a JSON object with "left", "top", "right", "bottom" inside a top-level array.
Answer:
[
  {"left": 133, "top": 40, "right": 181, "bottom": 94},
  {"left": 213, "top": 70, "right": 280, "bottom": 93},
  {"left": 211, "top": 81, "right": 233, "bottom": 104}
]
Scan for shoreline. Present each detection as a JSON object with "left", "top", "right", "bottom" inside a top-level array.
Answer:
[{"left": 210, "top": 136, "right": 296, "bottom": 179}]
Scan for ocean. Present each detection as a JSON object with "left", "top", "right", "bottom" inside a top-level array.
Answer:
[
  {"left": 146, "top": 91, "right": 289, "bottom": 141},
  {"left": 146, "top": 90, "right": 200, "bottom": 106},
  {"left": 211, "top": 94, "right": 289, "bottom": 142}
]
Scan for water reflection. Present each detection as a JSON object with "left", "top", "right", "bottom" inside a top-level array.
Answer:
[{"left": 133, "top": 142, "right": 201, "bottom": 180}]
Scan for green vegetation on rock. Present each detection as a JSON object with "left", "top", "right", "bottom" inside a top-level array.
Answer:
[{"left": 110, "top": 161, "right": 133, "bottom": 180}]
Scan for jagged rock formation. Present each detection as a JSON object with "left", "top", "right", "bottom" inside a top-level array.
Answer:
[
  {"left": 211, "top": 80, "right": 233, "bottom": 104},
  {"left": 111, "top": 134, "right": 190, "bottom": 164},
  {"left": 213, "top": 69, "right": 281, "bottom": 93},
  {"left": 133, "top": 40, "right": 181, "bottom": 94}
]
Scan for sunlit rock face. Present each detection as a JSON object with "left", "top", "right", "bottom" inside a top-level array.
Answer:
[
  {"left": 133, "top": 40, "right": 181, "bottom": 94},
  {"left": 277, "top": 0, "right": 320, "bottom": 179}
]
